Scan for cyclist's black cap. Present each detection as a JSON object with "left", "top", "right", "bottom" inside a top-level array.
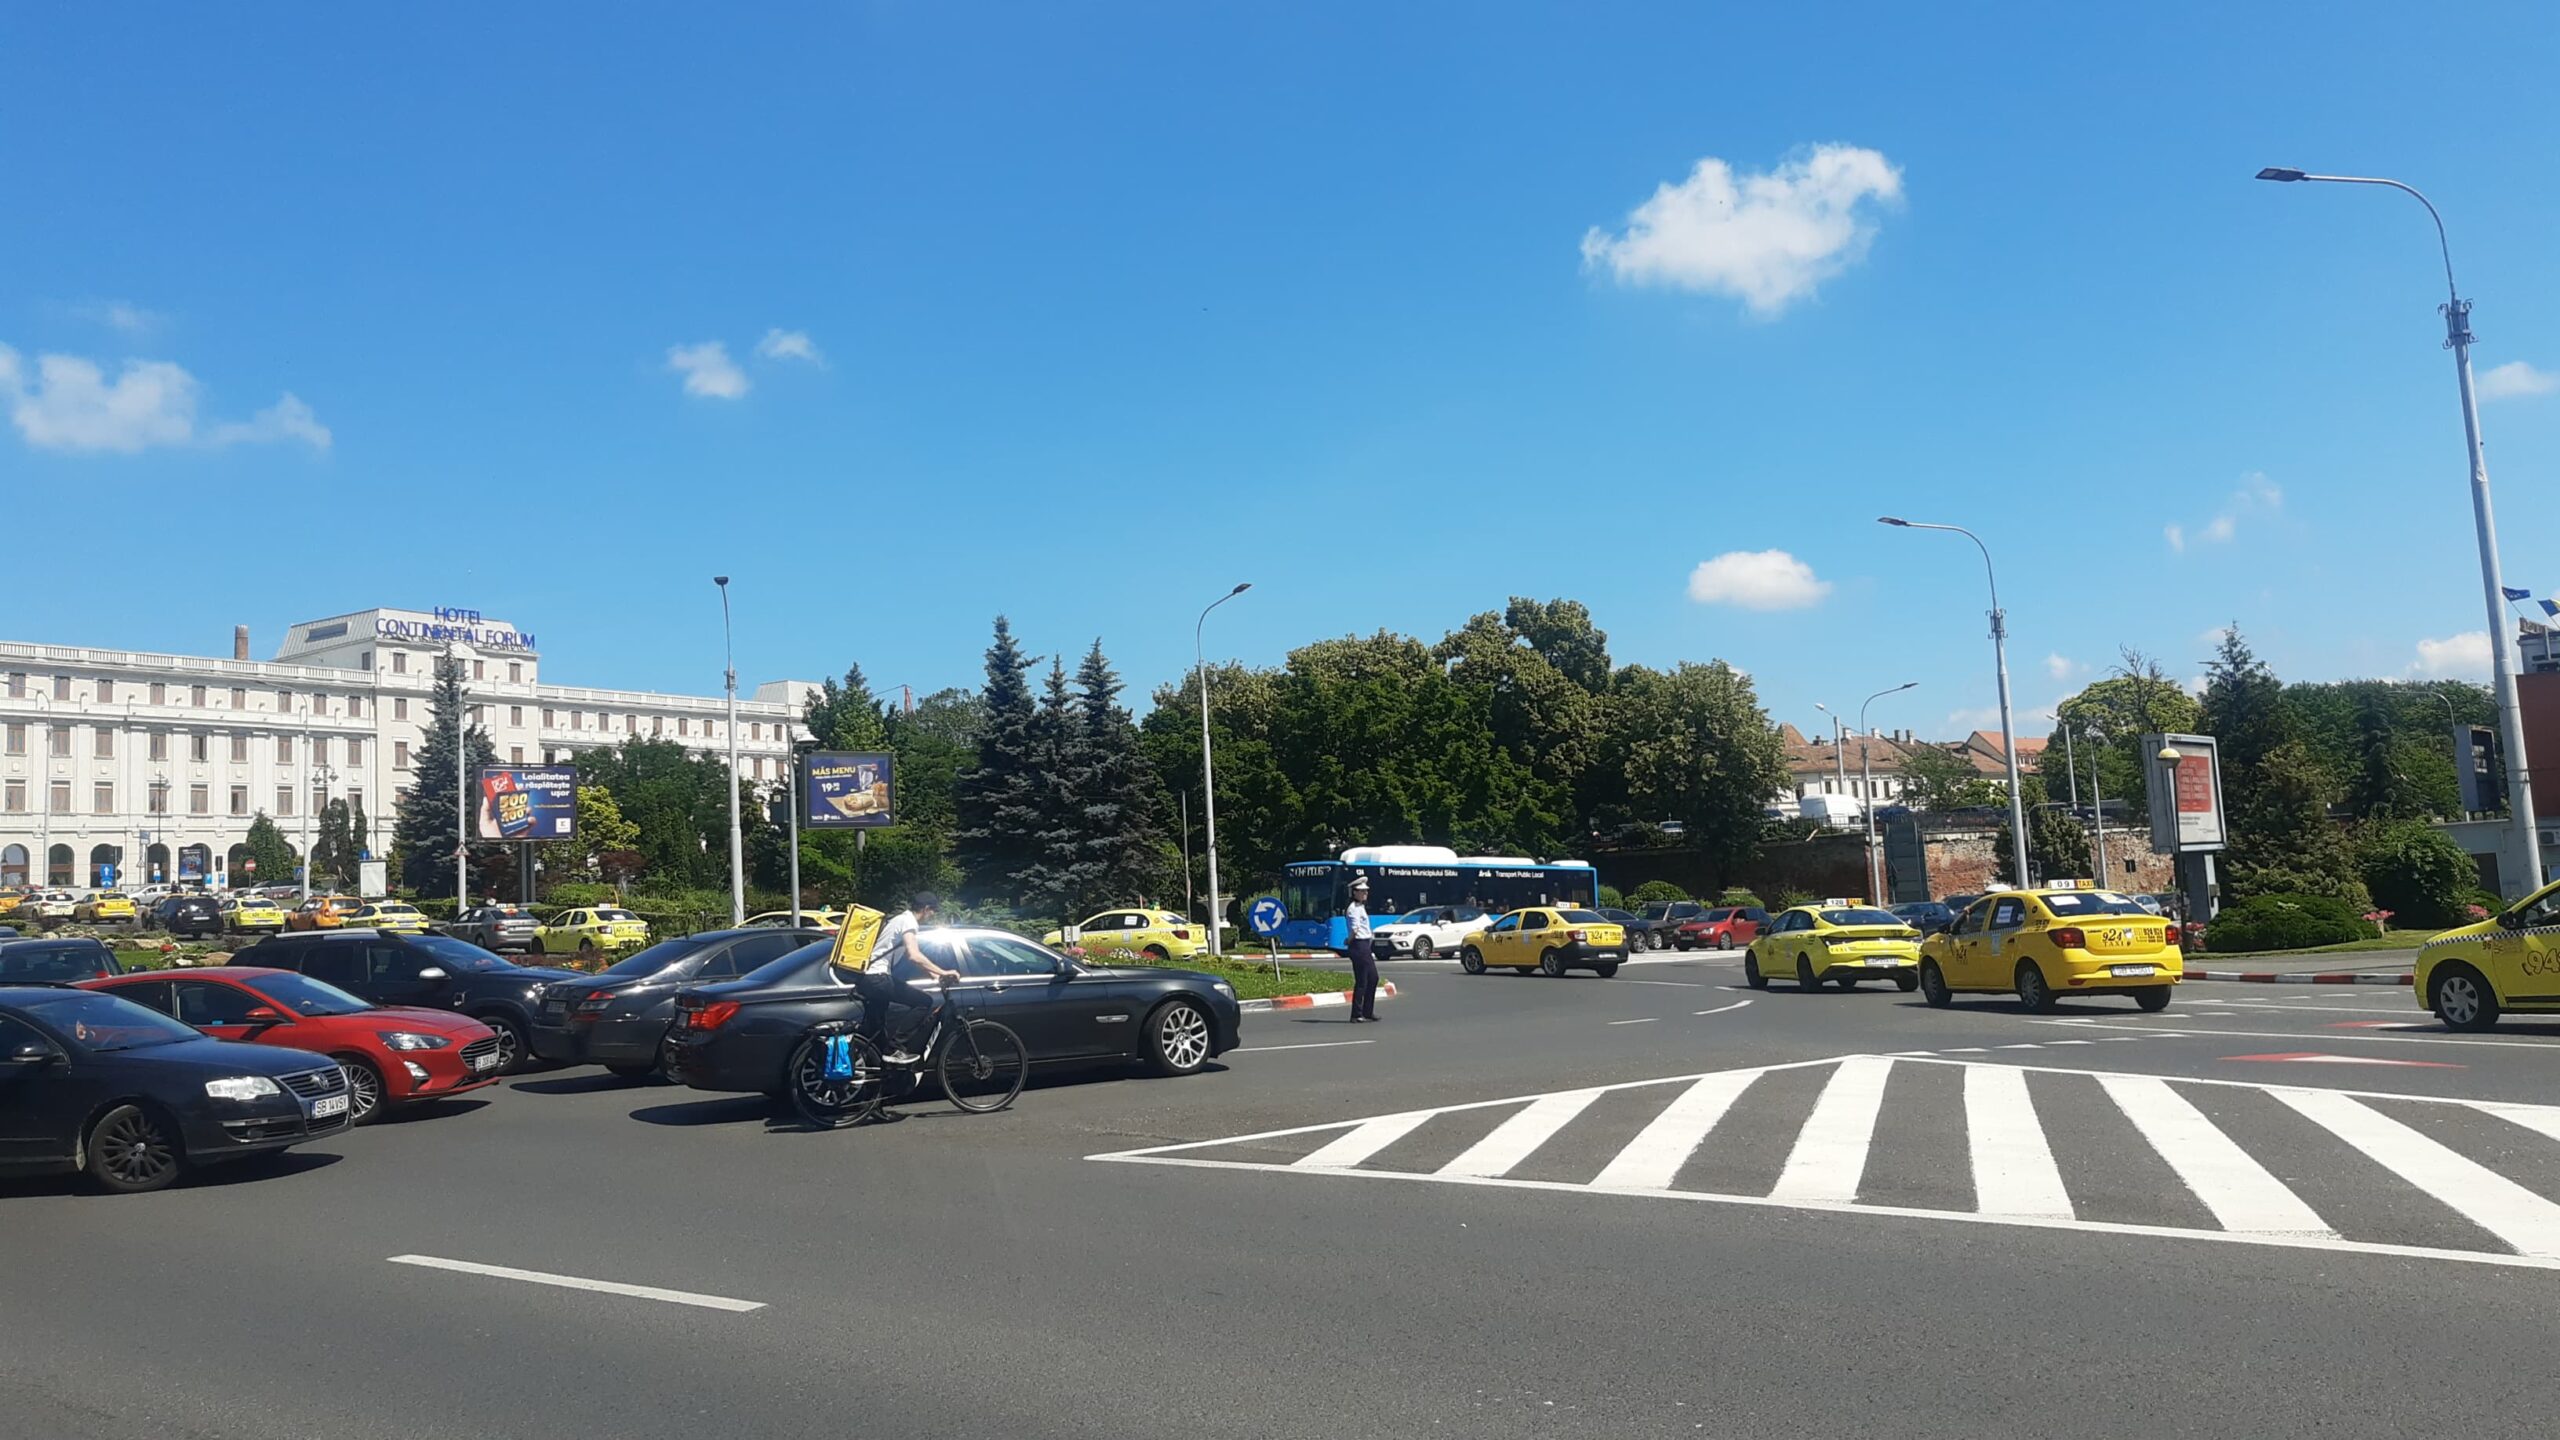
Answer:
[{"left": 912, "top": 891, "right": 942, "bottom": 912}]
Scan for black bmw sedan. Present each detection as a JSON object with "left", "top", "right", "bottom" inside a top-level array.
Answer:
[
  {"left": 528, "top": 926, "right": 828, "bottom": 1077},
  {"left": 666, "top": 927, "right": 1243, "bottom": 1097},
  {"left": 0, "top": 984, "right": 354, "bottom": 1193}
]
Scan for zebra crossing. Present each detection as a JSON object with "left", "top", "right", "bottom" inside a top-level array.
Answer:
[{"left": 1090, "top": 1055, "right": 2560, "bottom": 1272}]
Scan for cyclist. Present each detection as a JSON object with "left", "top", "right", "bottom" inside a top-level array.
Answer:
[{"left": 859, "top": 891, "right": 961, "bottom": 1065}]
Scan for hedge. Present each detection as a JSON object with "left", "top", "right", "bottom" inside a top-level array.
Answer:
[
  {"left": 1626, "top": 880, "right": 1690, "bottom": 905},
  {"left": 2203, "top": 893, "right": 2369, "bottom": 954}
]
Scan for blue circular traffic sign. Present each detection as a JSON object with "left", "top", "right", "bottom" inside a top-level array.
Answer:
[{"left": 1247, "top": 897, "right": 1287, "bottom": 938}]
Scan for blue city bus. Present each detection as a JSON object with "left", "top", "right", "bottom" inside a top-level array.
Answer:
[{"left": 1271, "top": 846, "right": 1600, "bottom": 953}]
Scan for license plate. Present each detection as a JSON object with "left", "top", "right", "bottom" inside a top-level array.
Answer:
[
  {"left": 472, "top": 1052, "right": 500, "bottom": 1071},
  {"left": 312, "top": 1094, "right": 349, "bottom": 1119},
  {"left": 1865, "top": 957, "right": 1903, "bottom": 968},
  {"left": 2110, "top": 964, "right": 2155, "bottom": 977},
  {"left": 543, "top": 999, "right": 566, "bottom": 1014}
]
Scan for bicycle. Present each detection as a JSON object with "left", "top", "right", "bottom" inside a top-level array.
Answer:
[{"left": 786, "top": 975, "right": 1029, "bottom": 1129}]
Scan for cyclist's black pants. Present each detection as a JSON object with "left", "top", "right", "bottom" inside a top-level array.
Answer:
[{"left": 854, "top": 970, "right": 926, "bottom": 1053}]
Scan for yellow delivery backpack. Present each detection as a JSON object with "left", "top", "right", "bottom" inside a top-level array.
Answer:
[{"left": 827, "top": 904, "right": 887, "bottom": 977}]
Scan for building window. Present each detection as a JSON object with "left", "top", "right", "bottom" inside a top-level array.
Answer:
[
  {"left": 542, "top": 708, "right": 555, "bottom": 728},
  {"left": 276, "top": 735, "right": 294, "bottom": 763},
  {"left": 312, "top": 736, "right": 330, "bottom": 765},
  {"left": 509, "top": 661, "right": 522, "bottom": 683},
  {"left": 230, "top": 686, "right": 246, "bottom": 709},
  {"left": 51, "top": 780, "right": 73, "bottom": 814},
  {"left": 275, "top": 786, "right": 294, "bottom": 818},
  {"left": 96, "top": 678, "right": 113, "bottom": 703},
  {"left": 510, "top": 705, "right": 523, "bottom": 727},
  {"left": 148, "top": 783, "right": 169, "bottom": 815},
  {"left": 190, "top": 783, "right": 209, "bottom": 815},
  {"left": 3, "top": 780, "right": 21, "bottom": 813},
  {"left": 653, "top": 717, "right": 664, "bottom": 736},
  {"left": 394, "top": 698, "right": 409, "bottom": 720},
  {"left": 509, "top": 746, "right": 524, "bottom": 764},
  {"left": 271, "top": 689, "right": 288, "bottom": 710},
  {"left": 92, "top": 782, "right": 113, "bottom": 815},
  {"left": 54, "top": 675, "right": 72, "bottom": 701},
  {"left": 149, "top": 681, "right": 166, "bottom": 705},
  {"left": 49, "top": 728, "right": 71, "bottom": 759},
  {"left": 4, "top": 673, "right": 21, "bottom": 698},
  {"left": 472, "top": 659, "right": 485, "bottom": 680},
  {"left": 348, "top": 695, "right": 363, "bottom": 719},
  {"left": 311, "top": 783, "right": 327, "bottom": 814},
  {"left": 392, "top": 651, "right": 408, "bottom": 675},
  {"left": 395, "top": 741, "right": 411, "bottom": 769},
  {"left": 190, "top": 683, "right": 206, "bottom": 706},
  {"left": 3, "top": 722, "right": 20, "bottom": 755},
  {"left": 230, "top": 735, "right": 249, "bottom": 763},
  {"left": 346, "top": 737, "right": 364, "bottom": 766},
  {"left": 627, "top": 713, "right": 638, "bottom": 732},
  {"left": 229, "top": 785, "right": 249, "bottom": 817},
  {"left": 94, "top": 728, "right": 114, "bottom": 759},
  {"left": 752, "top": 757, "right": 765, "bottom": 781},
  {"left": 348, "top": 786, "right": 364, "bottom": 813},
  {"left": 191, "top": 733, "right": 209, "bottom": 762},
  {"left": 148, "top": 731, "right": 168, "bottom": 761}
]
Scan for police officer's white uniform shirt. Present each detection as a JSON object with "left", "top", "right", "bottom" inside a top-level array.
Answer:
[
  {"left": 868, "top": 910, "right": 919, "bottom": 974},
  {"left": 1346, "top": 900, "right": 1372, "bottom": 940}
]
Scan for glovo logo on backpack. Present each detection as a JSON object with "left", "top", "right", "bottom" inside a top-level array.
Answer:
[{"left": 829, "top": 904, "right": 887, "bottom": 974}]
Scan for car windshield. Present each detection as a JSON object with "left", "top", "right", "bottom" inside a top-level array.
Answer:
[
  {"left": 405, "top": 935, "right": 509, "bottom": 972},
  {"left": 2039, "top": 891, "right": 2154, "bottom": 919},
  {"left": 249, "top": 972, "right": 376, "bottom": 1018},
  {"left": 1820, "top": 908, "right": 1906, "bottom": 927},
  {"left": 741, "top": 939, "right": 836, "bottom": 986},
  {"left": 1393, "top": 909, "right": 1438, "bottom": 924},
  {"left": 597, "top": 935, "right": 719, "bottom": 978},
  {"left": 17, "top": 990, "right": 200, "bottom": 1052},
  {"left": 0, "top": 944, "right": 113, "bottom": 982},
  {"left": 376, "top": 904, "right": 419, "bottom": 916},
  {"left": 1558, "top": 909, "right": 1610, "bottom": 924}
]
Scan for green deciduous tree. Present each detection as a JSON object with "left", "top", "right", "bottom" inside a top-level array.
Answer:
[
  {"left": 1900, "top": 744, "right": 2003, "bottom": 811},
  {"left": 572, "top": 738, "right": 740, "bottom": 891},
  {"left": 1996, "top": 775, "right": 2088, "bottom": 887},
  {"left": 393, "top": 655, "right": 501, "bottom": 897},
  {"left": 2356, "top": 819, "right": 2475, "bottom": 928},
  {"left": 242, "top": 812, "right": 299, "bottom": 887},
  {"left": 1589, "top": 661, "right": 1788, "bottom": 878}
]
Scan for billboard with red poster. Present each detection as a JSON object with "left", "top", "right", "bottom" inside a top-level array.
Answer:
[{"left": 2141, "top": 733, "right": 2225, "bottom": 852}]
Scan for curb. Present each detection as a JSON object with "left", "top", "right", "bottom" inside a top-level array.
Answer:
[
  {"left": 1238, "top": 982, "right": 1399, "bottom": 1014},
  {"left": 2185, "top": 970, "right": 2413, "bottom": 986}
]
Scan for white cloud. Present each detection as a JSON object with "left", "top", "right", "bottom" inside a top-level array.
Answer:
[
  {"left": 2166, "top": 472, "right": 2280, "bottom": 553},
  {"left": 2479, "top": 361, "right": 2558, "bottom": 402},
  {"left": 2411, "top": 631, "right": 2492, "bottom": 680},
  {"left": 2184, "top": 675, "right": 2208, "bottom": 697},
  {"left": 1686, "top": 549, "right": 1832, "bottom": 610},
  {"left": 1944, "top": 706, "right": 2005, "bottom": 733},
  {"left": 76, "top": 300, "right": 165, "bottom": 334},
  {"left": 0, "top": 343, "right": 327, "bottom": 454},
  {"left": 667, "top": 341, "right": 748, "bottom": 399},
  {"left": 2198, "top": 625, "right": 2234, "bottom": 646},
  {"left": 2044, "top": 653, "right": 2084, "bottom": 681},
  {"left": 1580, "top": 143, "right": 1904, "bottom": 316},
  {"left": 755, "top": 328, "right": 824, "bottom": 366}
]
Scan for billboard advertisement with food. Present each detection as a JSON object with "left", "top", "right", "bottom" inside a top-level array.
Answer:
[{"left": 806, "top": 751, "right": 895, "bottom": 829}]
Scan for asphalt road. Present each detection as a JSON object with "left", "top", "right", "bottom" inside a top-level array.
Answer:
[{"left": 12, "top": 954, "right": 2560, "bottom": 1439}]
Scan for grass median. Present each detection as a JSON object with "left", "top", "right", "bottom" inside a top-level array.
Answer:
[
  {"left": 1097, "top": 950, "right": 1351, "bottom": 1002},
  {"left": 2202, "top": 927, "right": 2436, "bottom": 961}
]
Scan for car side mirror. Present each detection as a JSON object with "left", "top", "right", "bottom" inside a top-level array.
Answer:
[
  {"left": 244, "top": 1006, "right": 287, "bottom": 1025},
  {"left": 2497, "top": 910, "right": 2523, "bottom": 932},
  {"left": 416, "top": 966, "right": 449, "bottom": 981},
  {"left": 3, "top": 1038, "right": 58, "bottom": 1067}
]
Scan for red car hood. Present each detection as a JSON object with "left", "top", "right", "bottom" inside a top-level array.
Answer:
[{"left": 366, "top": 1007, "right": 496, "bottom": 1039}]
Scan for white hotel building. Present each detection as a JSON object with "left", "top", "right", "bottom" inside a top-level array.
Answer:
[{"left": 0, "top": 607, "right": 815, "bottom": 890}]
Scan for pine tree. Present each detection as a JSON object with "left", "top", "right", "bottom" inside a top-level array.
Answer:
[
  {"left": 312, "top": 799, "right": 354, "bottom": 886},
  {"left": 1010, "top": 658, "right": 1083, "bottom": 922},
  {"left": 804, "top": 663, "right": 889, "bottom": 751},
  {"left": 1064, "top": 642, "right": 1165, "bottom": 916},
  {"left": 2199, "top": 625, "right": 2293, "bottom": 775},
  {"left": 241, "top": 813, "right": 299, "bottom": 887},
  {"left": 393, "top": 654, "right": 501, "bottom": 898},
  {"left": 951, "top": 617, "right": 1042, "bottom": 905},
  {"left": 2226, "top": 741, "right": 2369, "bottom": 907},
  {"left": 349, "top": 793, "right": 373, "bottom": 865}
]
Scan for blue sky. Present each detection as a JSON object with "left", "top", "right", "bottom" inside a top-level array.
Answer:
[{"left": 5, "top": 2, "right": 2557, "bottom": 741}]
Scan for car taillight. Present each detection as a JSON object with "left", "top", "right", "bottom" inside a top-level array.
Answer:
[
  {"left": 2050, "top": 927, "right": 2087, "bottom": 950},
  {"left": 1171, "top": 929, "right": 1191, "bottom": 940},
  {"left": 572, "top": 988, "right": 617, "bottom": 1020},
  {"left": 2166, "top": 924, "right": 2182, "bottom": 946},
  {"left": 1569, "top": 928, "right": 1588, "bottom": 942},
  {"left": 682, "top": 1000, "right": 739, "bottom": 1032}
]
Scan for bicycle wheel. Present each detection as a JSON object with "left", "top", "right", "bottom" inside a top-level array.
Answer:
[
  {"left": 938, "top": 1019, "right": 1028, "bottom": 1114},
  {"left": 787, "top": 1032, "right": 883, "bottom": 1129}
]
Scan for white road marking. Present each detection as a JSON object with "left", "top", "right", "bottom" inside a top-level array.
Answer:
[
  {"left": 2276, "top": 1088, "right": 2560, "bottom": 1258},
  {"left": 2059, "top": 1023, "right": 2560, "bottom": 1052},
  {"left": 1998, "top": 1043, "right": 2042, "bottom": 1050},
  {"left": 1438, "top": 1089, "right": 1605, "bottom": 1178},
  {"left": 1771, "top": 1056, "right": 1892, "bottom": 1203},
  {"left": 1241, "top": 1040, "right": 1376, "bottom": 1052},
  {"left": 1294, "top": 1112, "right": 1435, "bottom": 1170},
  {"left": 1965, "top": 1064, "right": 2072, "bottom": 1220},
  {"left": 1693, "top": 1000, "right": 1754, "bottom": 1017},
  {"left": 1606, "top": 1018, "right": 1660, "bottom": 1026},
  {"left": 385, "top": 1256, "right": 764, "bottom": 1313},
  {"left": 1590, "top": 1069, "right": 1763, "bottom": 1191},
  {"left": 1620, "top": 979, "right": 1713, "bottom": 988},
  {"left": 1946, "top": 1046, "right": 1988, "bottom": 1053},
  {"left": 2097, "top": 1074, "right": 2334, "bottom": 1240},
  {"left": 2048, "top": 1039, "right": 2094, "bottom": 1046}
]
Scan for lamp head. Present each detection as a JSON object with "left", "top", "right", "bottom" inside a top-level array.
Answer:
[
  {"left": 2255, "top": 167, "right": 2308, "bottom": 183},
  {"left": 2158, "top": 744, "right": 2183, "bottom": 762},
  {"left": 1230, "top": 582, "right": 1252, "bottom": 596},
  {"left": 713, "top": 575, "right": 731, "bottom": 588},
  {"left": 1877, "top": 516, "right": 1909, "bottom": 527}
]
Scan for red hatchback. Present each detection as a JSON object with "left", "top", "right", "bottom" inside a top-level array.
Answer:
[
  {"left": 82, "top": 967, "right": 503, "bottom": 1124},
  {"left": 1672, "top": 906, "right": 1770, "bottom": 951}
]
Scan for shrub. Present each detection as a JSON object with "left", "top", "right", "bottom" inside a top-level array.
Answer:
[
  {"left": 1596, "top": 885, "right": 1625, "bottom": 909},
  {"left": 1773, "top": 888, "right": 1821, "bottom": 909},
  {"left": 2203, "top": 893, "right": 2368, "bottom": 954},
  {"left": 1717, "top": 888, "right": 1765, "bottom": 908},
  {"left": 2354, "top": 821, "right": 2475, "bottom": 929},
  {"left": 1627, "top": 880, "right": 1690, "bottom": 905}
]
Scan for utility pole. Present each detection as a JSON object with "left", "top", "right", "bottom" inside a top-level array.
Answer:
[{"left": 714, "top": 577, "right": 744, "bottom": 927}]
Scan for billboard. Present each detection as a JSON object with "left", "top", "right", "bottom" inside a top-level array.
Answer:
[
  {"left": 2141, "top": 733, "right": 2226, "bottom": 853},
  {"left": 806, "top": 751, "right": 895, "bottom": 828},
  {"left": 476, "top": 765, "right": 578, "bottom": 841}
]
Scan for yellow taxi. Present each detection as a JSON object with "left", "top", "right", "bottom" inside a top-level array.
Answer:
[
  {"left": 0, "top": 888, "right": 29, "bottom": 916},
  {"left": 1745, "top": 902, "right": 1922, "bottom": 991},
  {"left": 2413, "top": 876, "right": 2560, "bottom": 1031},
  {"left": 534, "top": 906, "right": 651, "bottom": 956},
  {"left": 73, "top": 891, "right": 138, "bottom": 924},
  {"left": 1455, "top": 906, "right": 1629, "bottom": 977},
  {"left": 223, "top": 893, "right": 289, "bottom": 936},
  {"left": 1918, "top": 884, "right": 2182, "bottom": 1013},
  {"left": 1040, "top": 908, "right": 1208, "bottom": 962},
  {"left": 286, "top": 895, "right": 366, "bottom": 931},
  {"left": 340, "top": 901, "right": 431, "bottom": 935},
  {"left": 745, "top": 908, "right": 846, "bottom": 932}
]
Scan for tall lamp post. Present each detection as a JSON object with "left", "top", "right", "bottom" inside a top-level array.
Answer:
[
  {"left": 1196, "top": 582, "right": 1251, "bottom": 957},
  {"left": 1880, "top": 517, "right": 2032, "bottom": 887},
  {"left": 1860, "top": 681, "right": 1918, "bottom": 902},
  {"left": 713, "top": 576, "right": 744, "bottom": 927},
  {"left": 2257, "top": 166, "right": 2540, "bottom": 894}
]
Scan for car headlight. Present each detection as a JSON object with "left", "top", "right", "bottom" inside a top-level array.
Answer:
[
  {"left": 1211, "top": 981, "right": 1234, "bottom": 996},
  {"left": 376, "top": 1031, "right": 452, "bottom": 1051},
  {"left": 204, "top": 1075, "right": 283, "bottom": 1100}
]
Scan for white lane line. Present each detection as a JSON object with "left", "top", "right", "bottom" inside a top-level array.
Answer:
[
  {"left": 1438, "top": 1089, "right": 1605, "bottom": 1178},
  {"left": 1946, "top": 1046, "right": 1988, "bottom": 1053},
  {"left": 1965, "top": 1064, "right": 2072, "bottom": 1220},
  {"left": 1693, "top": 999, "right": 1754, "bottom": 1017},
  {"left": 1606, "top": 1018, "right": 1660, "bottom": 1026},
  {"left": 1240, "top": 1040, "right": 1376, "bottom": 1052},
  {"left": 1294, "top": 1112, "right": 1435, "bottom": 1169},
  {"left": 385, "top": 1256, "right": 764, "bottom": 1313},
  {"left": 1770, "top": 1056, "right": 1892, "bottom": 1203},
  {"left": 1621, "top": 979, "right": 1712, "bottom": 988},
  {"left": 1998, "top": 1043, "right": 2042, "bottom": 1050},
  {"left": 2097, "top": 1074, "right": 2334, "bottom": 1239},
  {"left": 2048, "top": 1039, "right": 2094, "bottom": 1046},
  {"left": 1591, "top": 1069, "right": 1763, "bottom": 1191},
  {"left": 2276, "top": 1088, "right": 2560, "bottom": 1258},
  {"left": 2060, "top": 1023, "right": 2560, "bottom": 1052}
]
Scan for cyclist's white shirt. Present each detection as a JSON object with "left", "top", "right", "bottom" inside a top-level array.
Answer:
[{"left": 868, "top": 910, "right": 919, "bottom": 974}]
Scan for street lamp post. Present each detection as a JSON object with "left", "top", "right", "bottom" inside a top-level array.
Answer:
[
  {"left": 1860, "top": 682, "right": 1918, "bottom": 902},
  {"left": 1196, "top": 583, "right": 1251, "bottom": 957},
  {"left": 786, "top": 741, "right": 807, "bottom": 928},
  {"left": 1880, "top": 517, "right": 2032, "bottom": 887},
  {"left": 2257, "top": 166, "right": 2540, "bottom": 894},
  {"left": 714, "top": 576, "right": 744, "bottom": 927}
]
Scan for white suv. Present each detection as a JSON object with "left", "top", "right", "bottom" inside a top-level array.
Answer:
[{"left": 1373, "top": 905, "right": 1493, "bottom": 960}]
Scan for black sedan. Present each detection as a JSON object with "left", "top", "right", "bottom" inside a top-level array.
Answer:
[
  {"left": 667, "top": 927, "right": 1243, "bottom": 1097},
  {"left": 235, "top": 930, "right": 585, "bottom": 1073},
  {"left": 529, "top": 926, "right": 827, "bottom": 1077},
  {"left": 0, "top": 985, "right": 353, "bottom": 1193},
  {"left": 0, "top": 937, "right": 125, "bottom": 984},
  {"left": 1890, "top": 901, "right": 1958, "bottom": 936}
]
